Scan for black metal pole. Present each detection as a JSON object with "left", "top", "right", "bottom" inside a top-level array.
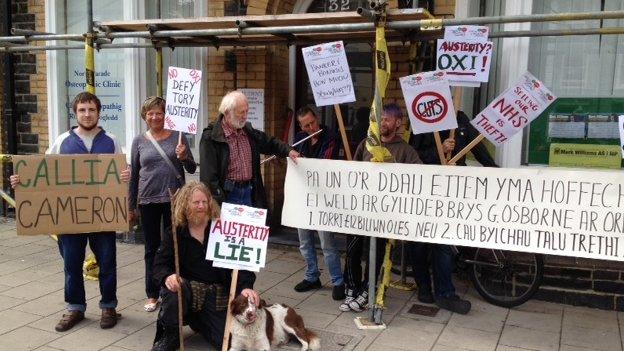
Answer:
[{"left": 2, "top": 0, "right": 17, "bottom": 156}]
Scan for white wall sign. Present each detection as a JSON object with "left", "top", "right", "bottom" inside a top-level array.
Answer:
[
  {"left": 437, "top": 25, "right": 493, "bottom": 87},
  {"left": 240, "top": 88, "right": 265, "bottom": 131},
  {"left": 302, "top": 41, "right": 356, "bottom": 106},
  {"left": 400, "top": 71, "right": 457, "bottom": 134},
  {"left": 283, "top": 158, "right": 624, "bottom": 262},
  {"left": 471, "top": 71, "right": 556, "bottom": 145},
  {"left": 207, "top": 202, "right": 269, "bottom": 272},
  {"left": 165, "top": 66, "right": 202, "bottom": 134}
]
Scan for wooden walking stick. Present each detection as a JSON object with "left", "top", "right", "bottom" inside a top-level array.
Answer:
[{"left": 168, "top": 189, "right": 185, "bottom": 351}]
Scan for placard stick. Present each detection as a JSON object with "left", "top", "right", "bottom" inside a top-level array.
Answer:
[
  {"left": 222, "top": 269, "right": 239, "bottom": 351},
  {"left": 433, "top": 131, "right": 447, "bottom": 165},
  {"left": 261, "top": 129, "right": 323, "bottom": 165},
  {"left": 167, "top": 189, "right": 184, "bottom": 351},
  {"left": 178, "top": 131, "right": 183, "bottom": 145},
  {"left": 334, "top": 104, "right": 352, "bottom": 161},
  {"left": 448, "top": 134, "right": 485, "bottom": 165},
  {"left": 446, "top": 87, "right": 462, "bottom": 161}
]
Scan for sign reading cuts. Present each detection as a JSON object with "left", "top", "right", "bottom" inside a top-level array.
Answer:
[
  {"left": 165, "top": 67, "right": 202, "bottom": 134},
  {"left": 471, "top": 71, "right": 556, "bottom": 145},
  {"left": 400, "top": 70, "right": 457, "bottom": 134},
  {"left": 207, "top": 202, "right": 270, "bottom": 272},
  {"left": 283, "top": 158, "right": 624, "bottom": 262},
  {"left": 302, "top": 41, "right": 356, "bottom": 106}
]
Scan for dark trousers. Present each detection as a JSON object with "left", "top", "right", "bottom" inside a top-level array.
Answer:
[
  {"left": 139, "top": 202, "right": 172, "bottom": 299},
  {"left": 343, "top": 235, "right": 385, "bottom": 292},
  {"left": 225, "top": 183, "right": 253, "bottom": 206},
  {"left": 408, "top": 243, "right": 456, "bottom": 298},
  {"left": 157, "top": 281, "right": 227, "bottom": 349},
  {"left": 58, "top": 232, "right": 117, "bottom": 312}
]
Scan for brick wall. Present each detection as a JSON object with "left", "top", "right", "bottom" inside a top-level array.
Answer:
[{"left": 10, "top": 0, "right": 47, "bottom": 154}]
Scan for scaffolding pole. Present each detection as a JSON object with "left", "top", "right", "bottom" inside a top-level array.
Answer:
[{"left": 85, "top": 0, "right": 95, "bottom": 94}]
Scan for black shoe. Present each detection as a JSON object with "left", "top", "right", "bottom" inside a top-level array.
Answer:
[
  {"left": 332, "top": 284, "right": 346, "bottom": 300},
  {"left": 435, "top": 295, "right": 471, "bottom": 315},
  {"left": 151, "top": 327, "right": 179, "bottom": 351},
  {"left": 294, "top": 279, "right": 322, "bottom": 292},
  {"left": 417, "top": 288, "right": 434, "bottom": 304}
]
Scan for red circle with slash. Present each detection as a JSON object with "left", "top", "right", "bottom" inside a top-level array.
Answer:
[{"left": 411, "top": 91, "right": 448, "bottom": 124}]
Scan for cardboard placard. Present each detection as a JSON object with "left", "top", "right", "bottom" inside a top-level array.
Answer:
[
  {"left": 471, "top": 71, "right": 556, "bottom": 145},
  {"left": 165, "top": 66, "right": 202, "bottom": 134},
  {"left": 437, "top": 25, "right": 493, "bottom": 87},
  {"left": 13, "top": 154, "right": 129, "bottom": 235},
  {"left": 207, "top": 203, "right": 270, "bottom": 272},
  {"left": 240, "top": 89, "right": 265, "bottom": 131},
  {"left": 283, "top": 158, "right": 624, "bottom": 262},
  {"left": 302, "top": 41, "right": 356, "bottom": 106},
  {"left": 400, "top": 70, "right": 457, "bottom": 134}
]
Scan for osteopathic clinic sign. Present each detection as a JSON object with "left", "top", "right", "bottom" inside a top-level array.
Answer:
[
  {"left": 399, "top": 70, "right": 457, "bottom": 134},
  {"left": 165, "top": 67, "right": 202, "bottom": 134},
  {"left": 302, "top": 41, "right": 356, "bottom": 106},
  {"left": 207, "top": 202, "right": 270, "bottom": 272},
  {"left": 240, "top": 89, "right": 265, "bottom": 131},
  {"left": 436, "top": 25, "right": 493, "bottom": 87},
  {"left": 13, "top": 154, "right": 129, "bottom": 236},
  {"left": 283, "top": 158, "right": 624, "bottom": 262},
  {"left": 471, "top": 72, "right": 556, "bottom": 146}
]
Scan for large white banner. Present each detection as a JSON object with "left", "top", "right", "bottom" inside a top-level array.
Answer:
[
  {"left": 399, "top": 70, "right": 457, "bottom": 134},
  {"left": 471, "top": 71, "right": 556, "bottom": 146},
  {"left": 302, "top": 41, "right": 356, "bottom": 106},
  {"left": 282, "top": 158, "right": 624, "bottom": 262}
]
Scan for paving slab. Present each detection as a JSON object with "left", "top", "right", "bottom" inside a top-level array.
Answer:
[{"left": 498, "top": 325, "right": 559, "bottom": 351}]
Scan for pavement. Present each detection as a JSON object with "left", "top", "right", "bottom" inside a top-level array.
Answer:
[{"left": 0, "top": 219, "right": 622, "bottom": 351}]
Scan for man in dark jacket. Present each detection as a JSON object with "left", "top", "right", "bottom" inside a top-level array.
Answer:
[
  {"left": 408, "top": 110, "right": 498, "bottom": 315},
  {"left": 151, "top": 181, "right": 259, "bottom": 351},
  {"left": 292, "top": 107, "right": 345, "bottom": 300},
  {"left": 199, "top": 90, "right": 299, "bottom": 208}
]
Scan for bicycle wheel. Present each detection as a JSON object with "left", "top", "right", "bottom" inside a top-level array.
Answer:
[{"left": 469, "top": 249, "right": 543, "bottom": 308}]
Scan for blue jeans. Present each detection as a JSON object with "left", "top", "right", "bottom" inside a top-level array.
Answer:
[
  {"left": 297, "top": 229, "right": 343, "bottom": 286},
  {"left": 226, "top": 184, "right": 253, "bottom": 206},
  {"left": 58, "top": 232, "right": 118, "bottom": 312},
  {"left": 409, "top": 243, "right": 456, "bottom": 298}
]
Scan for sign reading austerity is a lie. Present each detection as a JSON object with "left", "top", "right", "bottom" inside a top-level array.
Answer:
[
  {"left": 13, "top": 154, "right": 129, "bottom": 235},
  {"left": 207, "top": 202, "right": 270, "bottom": 272}
]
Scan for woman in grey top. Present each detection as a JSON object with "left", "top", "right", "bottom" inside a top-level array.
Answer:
[{"left": 128, "top": 96, "right": 196, "bottom": 312}]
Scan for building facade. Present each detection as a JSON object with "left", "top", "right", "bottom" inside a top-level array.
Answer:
[{"left": 2, "top": 0, "right": 624, "bottom": 310}]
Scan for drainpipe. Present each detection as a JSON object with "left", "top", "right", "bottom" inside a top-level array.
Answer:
[{"left": 2, "top": 0, "right": 17, "bottom": 156}]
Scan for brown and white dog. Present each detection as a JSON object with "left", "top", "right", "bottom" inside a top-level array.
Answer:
[{"left": 229, "top": 294, "right": 320, "bottom": 351}]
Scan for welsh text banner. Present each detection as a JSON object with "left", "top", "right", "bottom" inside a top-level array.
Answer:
[
  {"left": 282, "top": 158, "right": 624, "bottom": 261},
  {"left": 14, "top": 154, "right": 129, "bottom": 235}
]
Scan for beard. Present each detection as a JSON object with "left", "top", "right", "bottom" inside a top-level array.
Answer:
[
  {"left": 186, "top": 209, "right": 208, "bottom": 226},
  {"left": 227, "top": 115, "right": 246, "bottom": 129},
  {"left": 77, "top": 120, "right": 98, "bottom": 131}
]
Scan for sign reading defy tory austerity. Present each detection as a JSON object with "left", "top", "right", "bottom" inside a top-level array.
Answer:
[
  {"left": 207, "top": 202, "right": 270, "bottom": 272},
  {"left": 165, "top": 66, "right": 202, "bottom": 134},
  {"left": 283, "top": 158, "right": 624, "bottom": 262},
  {"left": 302, "top": 41, "right": 356, "bottom": 106},
  {"left": 13, "top": 154, "right": 129, "bottom": 236}
]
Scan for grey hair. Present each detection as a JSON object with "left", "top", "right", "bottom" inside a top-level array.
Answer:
[{"left": 218, "top": 90, "right": 247, "bottom": 115}]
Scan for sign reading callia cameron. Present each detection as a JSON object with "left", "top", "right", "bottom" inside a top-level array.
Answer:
[{"left": 282, "top": 158, "right": 624, "bottom": 261}]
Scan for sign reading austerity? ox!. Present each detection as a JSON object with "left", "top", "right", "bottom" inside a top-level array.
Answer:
[{"left": 13, "top": 154, "right": 129, "bottom": 235}]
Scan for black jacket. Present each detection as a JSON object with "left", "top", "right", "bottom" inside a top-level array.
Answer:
[
  {"left": 294, "top": 125, "right": 341, "bottom": 160},
  {"left": 199, "top": 115, "right": 292, "bottom": 208},
  {"left": 152, "top": 224, "right": 255, "bottom": 294},
  {"left": 410, "top": 111, "right": 498, "bottom": 167}
]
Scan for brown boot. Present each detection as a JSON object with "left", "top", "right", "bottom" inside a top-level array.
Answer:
[
  {"left": 100, "top": 308, "right": 120, "bottom": 329},
  {"left": 55, "top": 310, "right": 85, "bottom": 332}
]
